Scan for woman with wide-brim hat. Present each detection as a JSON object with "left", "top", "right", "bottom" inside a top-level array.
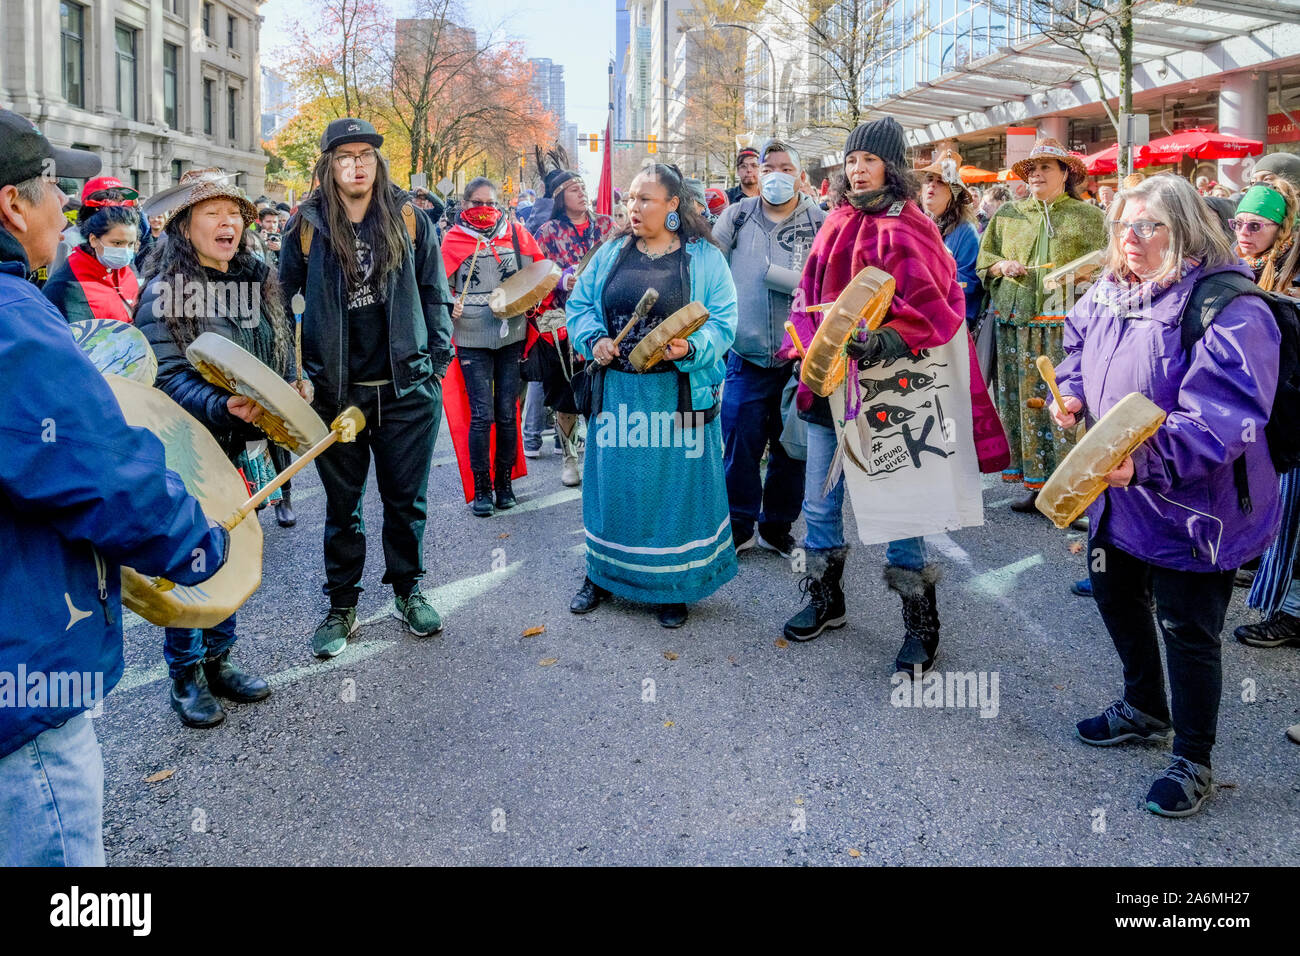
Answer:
[
  {"left": 135, "top": 168, "right": 307, "bottom": 729},
  {"left": 976, "top": 137, "right": 1106, "bottom": 511},
  {"left": 919, "top": 149, "right": 981, "bottom": 326}
]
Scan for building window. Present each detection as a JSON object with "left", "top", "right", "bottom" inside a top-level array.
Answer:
[
  {"left": 130, "top": 170, "right": 143, "bottom": 193},
  {"left": 228, "top": 87, "right": 238, "bottom": 142},
  {"left": 115, "top": 24, "right": 138, "bottom": 120},
  {"left": 227, "top": 14, "right": 237, "bottom": 49},
  {"left": 60, "top": 2, "right": 85, "bottom": 108},
  {"left": 163, "top": 43, "right": 180, "bottom": 129},
  {"left": 203, "top": 79, "right": 214, "bottom": 135},
  {"left": 171, "top": 160, "right": 184, "bottom": 183},
  {"left": 202, "top": 3, "right": 213, "bottom": 38}
]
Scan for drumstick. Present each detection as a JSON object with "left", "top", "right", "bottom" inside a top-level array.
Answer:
[
  {"left": 804, "top": 302, "right": 835, "bottom": 313},
  {"left": 221, "top": 406, "right": 366, "bottom": 530},
  {"left": 1029, "top": 262, "right": 1056, "bottom": 270},
  {"left": 291, "top": 293, "right": 305, "bottom": 388},
  {"left": 612, "top": 288, "right": 659, "bottom": 348},
  {"left": 1035, "top": 355, "right": 1067, "bottom": 418},
  {"left": 784, "top": 320, "right": 806, "bottom": 358}
]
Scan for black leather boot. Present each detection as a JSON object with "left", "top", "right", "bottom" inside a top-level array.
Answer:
[
  {"left": 570, "top": 577, "right": 609, "bottom": 614},
  {"left": 887, "top": 565, "right": 942, "bottom": 676},
  {"left": 169, "top": 664, "right": 226, "bottom": 728},
  {"left": 494, "top": 464, "right": 517, "bottom": 509},
  {"left": 203, "top": 650, "right": 271, "bottom": 702},
  {"left": 472, "top": 471, "right": 494, "bottom": 517},
  {"left": 275, "top": 488, "right": 296, "bottom": 527},
  {"left": 1009, "top": 490, "right": 1040, "bottom": 513},
  {"left": 783, "top": 548, "right": 848, "bottom": 642}
]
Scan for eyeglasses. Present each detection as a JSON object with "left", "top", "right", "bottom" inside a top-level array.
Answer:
[
  {"left": 333, "top": 150, "right": 378, "bottom": 170},
  {"left": 1109, "top": 219, "right": 1166, "bottom": 240},
  {"left": 1228, "top": 218, "right": 1274, "bottom": 235}
]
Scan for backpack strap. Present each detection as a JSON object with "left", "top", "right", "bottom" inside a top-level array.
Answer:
[
  {"left": 728, "top": 196, "right": 762, "bottom": 253},
  {"left": 299, "top": 220, "right": 314, "bottom": 258},
  {"left": 401, "top": 203, "right": 418, "bottom": 244}
]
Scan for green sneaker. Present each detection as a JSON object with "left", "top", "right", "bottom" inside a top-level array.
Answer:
[
  {"left": 312, "top": 607, "right": 357, "bottom": 659},
  {"left": 393, "top": 591, "right": 443, "bottom": 636}
]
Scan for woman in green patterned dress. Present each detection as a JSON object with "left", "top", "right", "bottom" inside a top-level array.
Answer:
[{"left": 976, "top": 138, "right": 1106, "bottom": 510}]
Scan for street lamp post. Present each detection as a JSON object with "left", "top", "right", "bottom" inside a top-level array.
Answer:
[{"left": 685, "top": 22, "right": 779, "bottom": 137}]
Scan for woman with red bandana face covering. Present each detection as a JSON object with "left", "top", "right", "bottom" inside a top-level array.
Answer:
[{"left": 442, "top": 177, "right": 546, "bottom": 515}]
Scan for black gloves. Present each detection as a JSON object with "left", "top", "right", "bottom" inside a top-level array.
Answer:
[{"left": 845, "top": 326, "right": 909, "bottom": 367}]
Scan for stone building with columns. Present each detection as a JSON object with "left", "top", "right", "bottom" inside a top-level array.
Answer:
[
  {"left": 0, "top": 0, "right": 268, "bottom": 198},
  {"left": 777, "top": 1, "right": 1300, "bottom": 190}
]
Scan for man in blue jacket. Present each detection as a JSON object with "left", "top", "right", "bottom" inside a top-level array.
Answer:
[{"left": 0, "top": 110, "right": 229, "bottom": 865}]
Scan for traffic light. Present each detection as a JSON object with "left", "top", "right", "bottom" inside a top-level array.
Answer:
[
  {"left": 504, "top": 176, "right": 514, "bottom": 194},
  {"left": 648, "top": 133, "right": 657, "bottom": 155},
  {"left": 591, "top": 133, "right": 601, "bottom": 153}
]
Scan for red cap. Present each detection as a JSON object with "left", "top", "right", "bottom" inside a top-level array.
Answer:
[
  {"left": 705, "top": 188, "right": 728, "bottom": 215},
  {"left": 81, "top": 176, "right": 139, "bottom": 206}
]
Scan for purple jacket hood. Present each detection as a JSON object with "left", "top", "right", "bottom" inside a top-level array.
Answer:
[{"left": 1055, "top": 260, "right": 1281, "bottom": 571}]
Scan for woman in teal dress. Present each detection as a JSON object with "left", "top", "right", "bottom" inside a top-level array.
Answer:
[{"left": 566, "top": 163, "right": 739, "bottom": 628}]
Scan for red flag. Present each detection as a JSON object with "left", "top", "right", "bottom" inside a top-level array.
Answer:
[{"left": 597, "top": 115, "right": 612, "bottom": 216}]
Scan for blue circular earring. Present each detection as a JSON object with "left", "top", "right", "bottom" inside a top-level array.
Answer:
[{"left": 665, "top": 210, "right": 680, "bottom": 231}]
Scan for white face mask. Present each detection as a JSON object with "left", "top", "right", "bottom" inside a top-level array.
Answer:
[
  {"left": 95, "top": 243, "right": 135, "bottom": 270},
  {"left": 761, "top": 171, "right": 797, "bottom": 205}
]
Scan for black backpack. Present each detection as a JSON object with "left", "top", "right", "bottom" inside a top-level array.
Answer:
[{"left": 1179, "top": 270, "right": 1300, "bottom": 512}]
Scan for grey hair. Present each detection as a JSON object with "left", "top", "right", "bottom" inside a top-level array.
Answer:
[
  {"left": 1105, "top": 172, "right": 1236, "bottom": 283},
  {"left": 13, "top": 175, "right": 47, "bottom": 206}
]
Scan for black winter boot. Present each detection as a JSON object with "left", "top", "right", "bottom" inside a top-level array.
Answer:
[
  {"left": 494, "top": 470, "right": 517, "bottom": 510},
  {"left": 886, "top": 565, "right": 942, "bottom": 676},
  {"left": 472, "top": 471, "right": 494, "bottom": 517},
  {"left": 169, "top": 664, "right": 226, "bottom": 728},
  {"left": 783, "top": 548, "right": 848, "bottom": 642},
  {"left": 203, "top": 650, "right": 271, "bottom": 702},
  {"left": 274, "top": 488, "right": 296, "bottom": 527}
]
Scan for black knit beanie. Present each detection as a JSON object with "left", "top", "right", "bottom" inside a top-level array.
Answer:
[{"left": 844, "top": 117, "right": 906, "bottom": 169}]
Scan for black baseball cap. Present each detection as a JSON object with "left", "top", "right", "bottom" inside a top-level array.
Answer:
[
  {"left": 320, "top": 118, "right": 384, "bottom": 152},
  {"left": 0, "top": 109, "right": 101, "bottom": 188}
]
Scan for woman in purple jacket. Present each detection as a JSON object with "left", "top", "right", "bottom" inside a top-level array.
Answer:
[{"left": 1051, "top": 173, "right": 1281, "bottom": 818}]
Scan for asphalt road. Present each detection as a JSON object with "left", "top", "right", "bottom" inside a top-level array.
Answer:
[{"left": 98, "top": 421, "right": 1300, "bottom": 865}]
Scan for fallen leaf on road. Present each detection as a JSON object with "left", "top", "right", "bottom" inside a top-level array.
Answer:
[
  {"left": 1068, "top": 541, "right": 1084, "bottom": 555},
  {"left": 1053, "top": 684, "right": 1064, "bottom": 690},
  {"left": 794, "top": 797, "right": 804, "bottom": 806},
  {"left": 848, "top": 848, "right": 861, "bottom": 858},
  {"left": 144, "top": 769, "right": 175, "bottom": 784},
  {"left": 727, "top": 656, "right": 736, "bottom": 664},
  {"left": 539, "top": 657, "right": 558, "bottom": 666},
  {"left": 663, "top": 720, "right": 674, "bottom": 727},
  {"left": 663, "top": 651, "right": 679, "bottom": 660},
  {"left": 522, "top": 625, "right": 545, "bottom": 637},
  {"left": 775, "top": 638, "right": 789, "bottom": 648},
  {"left": 498, "top": 533, "right": 509, "bottom": 539}
]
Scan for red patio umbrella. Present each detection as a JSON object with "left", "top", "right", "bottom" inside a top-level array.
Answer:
[
  {"left": 959, "top": 165, "right": 1001, "bottom": 183},
  {"left": 1083, "top": 144, "right": 1119, "bottom": 175},
  {"left": 1140, "top": 127, "right": 1263, "bottom": 165}
]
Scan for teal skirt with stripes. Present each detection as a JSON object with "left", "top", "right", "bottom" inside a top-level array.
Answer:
[{"left": 583, "top": 369, "right": 737, "bottom": 605}]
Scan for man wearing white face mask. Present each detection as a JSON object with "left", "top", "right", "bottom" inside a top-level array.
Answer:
[{"left": 713, "top": 138, "right": 826, "bottom": 556}]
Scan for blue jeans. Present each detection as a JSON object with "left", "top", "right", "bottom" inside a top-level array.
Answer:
[
  {"left": 721, "top": 355, "right": 805, "bottom": 532},
  {"left": 164, "top": 612, "right": 238, "bottom": 679},
  {"left": 803, "top": 420, "right": 926, "bottom": 569},
  {"left": 522, "top": 380, "right": 546, "bottom": 452},
  {"left": 0, "top": 714, "right": 105, "bottom": 865},
  {"left": 1282, "top": 579, "right": 1300, "bottom": 617}
]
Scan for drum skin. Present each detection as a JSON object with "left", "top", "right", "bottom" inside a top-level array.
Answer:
[
  {"left": 628, "top": 302, "right": 709, "bottom": 372},
  {"left": 489, "top": 260, "right": 562, "bottom": 317},
  {"left": 70, "top": 319, "right": 158, "bottom": 386},
  {"left": 1036, "top": 391, "right": 1166, "bottom": 529},
  {"left": 800, "top": 266, "right": 895, "bottom": 397},
  {"left": 105, "top": 374, "right": 263, "bottom": 629},
  {"left": 186, "top": 332, "right": 328, "bottom": 455}
]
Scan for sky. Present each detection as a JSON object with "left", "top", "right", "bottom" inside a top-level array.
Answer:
[{"left": 259, "top": 0, "right": 617, "bottom": 179}]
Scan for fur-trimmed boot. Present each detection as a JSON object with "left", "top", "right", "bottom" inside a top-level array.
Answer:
[
  {"left": 885, "top": 564, "right": 942, "bottom": 676},
  {"left": 783, "top": 547, "right": 848, "bottom": 642}
]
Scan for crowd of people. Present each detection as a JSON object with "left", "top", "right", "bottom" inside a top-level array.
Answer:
[{"left": 4, "top": 99, "right": 1300, "bottom": 864}]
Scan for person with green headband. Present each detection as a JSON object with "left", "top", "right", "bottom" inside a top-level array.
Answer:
[{"left": 1229, "top": 179, "right": 1300, "bottom": 294}]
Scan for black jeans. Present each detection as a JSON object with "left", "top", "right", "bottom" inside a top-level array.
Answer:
[
  {"left": 1089, "top": 539, "right": 1235, "bottom": 766},
  {"left": 458, "top": 341, "right": 523, "bottom": 475},
  {"left": 314, "top": 378, "right": 441, "bottom": 607}
]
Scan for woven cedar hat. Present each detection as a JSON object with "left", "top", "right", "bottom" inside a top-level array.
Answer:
[
  {"left": 1012, "top": 137, "right": 1088, "bottom": 182},
  {"left": 141, "top": 167, "right": 258, "bottom": 228}
]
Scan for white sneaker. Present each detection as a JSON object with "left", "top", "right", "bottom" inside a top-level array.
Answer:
[
  {"left": 561, "top": 454, "right": 582, "bottom": 486},
  {"left": 524, "top": 446, "right": 542, "bottom": 459}
]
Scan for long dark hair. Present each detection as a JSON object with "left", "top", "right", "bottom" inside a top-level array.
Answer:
[
  {"left": 138, "top": 208, "right": 290, "bottom": 374},
  {"left": 610, "top": 162, "right": 721, "bottom": 250},
  {"left": 310, "top": 146, "right": 408, "bottom": 287},
  {"left": 845, "top": 160, "right": 919, "bottom": 215},
  {"left": 931, "top": 182, "right": 976, "bottom": 238}
]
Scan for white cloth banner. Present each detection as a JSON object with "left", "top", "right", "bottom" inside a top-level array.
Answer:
[{"left": 830, "top": 329, "right": 983, "bottom": 545}]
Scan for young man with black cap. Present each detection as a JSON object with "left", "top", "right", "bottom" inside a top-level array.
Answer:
[
  {"left": 279, "top": 117, "right": 455, "bottom": 659},
  {"left": 712, "top": 138, "right": 825, "bottom": 557},
  {"left": 0, "top": 110, "right": 229, "bottom": 863},
  {"left": 725, "top": 147, "right": 762, "bottom": 204}
]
